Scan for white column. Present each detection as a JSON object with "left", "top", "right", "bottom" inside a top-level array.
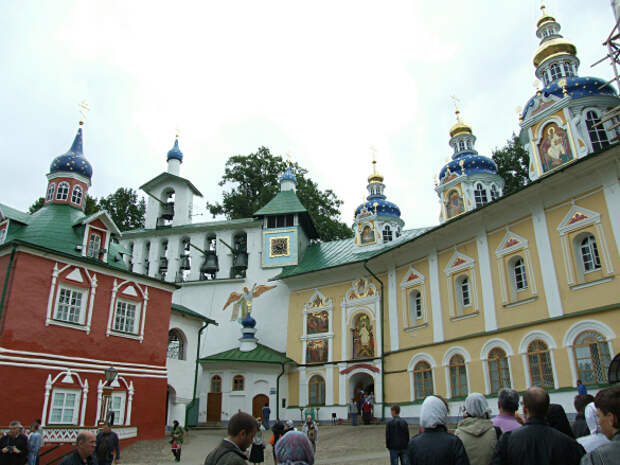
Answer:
[
  {"left": 531, "top": 203, "right": 563, "bottom": 317},
  {"left": 95, "top": 380, "right": 103, "bottom": 426},
  {"left": 338, "top": 363, "right": 347, "bottom": 405},
  {"left": 325, "top": 366, "right": 334, "bottom": 406},
  {"left": 80, "top": 379, "right": 89, "bottom": 426},
  {"left": 476, "top": 230, "right": 498, "bottom": 331},
  {"left": 41, "top": 375, "right": 52, "bottom": 427},
  {"left": 132, "top": 238, "right": 146, "bottom": 275},
  {"left": 188, "top": 232, "right": 204, "bottom": 281},
  {"left": 217, "top": 231, "right": 234, "bottom": 280},
  {"left": 428, "top": 250, "right": 444, "bottom": 342},
  {"left": 601, "top": 168, "right": 620, "bottom": 256},
  {"left": 340, "top": 303, "right": 347, "bottom": 360},
  {"left": 387, "top": 266, "right": 399, "bottom": 351},
  {"left": 298, "top": 368, "right": 307, "bottom": 406},
  {"left": 45, "top": 264, "right": 60, "bottom": 326},
  {"left": 148, "top": 240, "right": 161, "bottom": 277},
  {"left": 166, "top": 236, "right": 181, "bottom": 283},
  {"left": 126, "top": 381, "right": 134, "bottom": 425}
]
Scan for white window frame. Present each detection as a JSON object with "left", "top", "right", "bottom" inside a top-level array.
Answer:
[
  {"left": 456, "top": 275, "right": 471, "bottom": 309},
  {"left": 474, "top": 183, "right": 488, "bottom": 208},
  {"left": 585, "top": 110, "right": 610, "bottom": 152},
  {"left": 510, "top": 256, "right": 529, "bottom": 291},
  {"left": 549, "top": 63, "right": 562, "bottom": 81},
  {"left": 49, "top": 388, "right": 80, "bottom": 425},
  {"left": 109, "top": 391, "right": 126, "bottom": 425},
  {"left": 56, "top": 182, "right": 70, "bottom": 201},
  {"left": 53, "top": 285, "right": 87, "bottom": 325},
  {"left": 47, "top": 183, "right": 56, "bottom": 201},
  {"left": 382, "top": 225, "right": 393, "bottom": 243},
  {"left": 409, "top": 290, "right": 422, "bottom": 321},
  {"left": 87, "top": 233, "right": 102, "bottom": 258},
  {"left": 113, "top": 299, "right": 141, "bottom": 335},
  {"left": 578, "top": 233, "right": 601, "bottom": 273},
  {"left": 0, "top": 224, "right": 7, "bottom": 245},
  {"left": 490, "top": 184, "right": 499, "bottom": 201},
  {"left": 444, "top": 251, "right": 479, "bottom": 318},
  {"left": 106, "top": 281, "right": 148, "bottom": 342},
  {"left": 71, "top": 185, "right": 83, "bottom": 205},
  {"left": 400, "top": 267, "right": 427, "bottom": 329}
]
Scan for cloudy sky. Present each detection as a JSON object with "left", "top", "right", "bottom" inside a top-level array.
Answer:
[{"left": 1, "top": 0, "right": 616, "bottom": 230}]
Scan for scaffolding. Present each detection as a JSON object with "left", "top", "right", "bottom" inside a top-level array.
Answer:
[{"left": 591, "top": 13, "right": 620, "bottom": 134}]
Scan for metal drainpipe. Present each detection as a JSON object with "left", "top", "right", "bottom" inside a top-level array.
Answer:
[
  {"left": 186, "top": 321, "right": 212, "bottom": 427},
  {"left": 0, "top": 246, "right": 17, "bottom": 324},
  {"left": 276, "top": 362, "right": 286, "bottom": 420},
  {"left": 363, "top": 261, "right": 385, "bottom": 422}
]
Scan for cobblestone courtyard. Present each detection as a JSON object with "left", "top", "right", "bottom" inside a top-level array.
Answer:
[{"left": 121, "top": 424, "right": 421, "bottom": 465}]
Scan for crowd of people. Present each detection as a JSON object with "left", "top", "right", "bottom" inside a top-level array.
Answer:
[{"left": 385, "top": 384, "right": 620, "bottom": 465}]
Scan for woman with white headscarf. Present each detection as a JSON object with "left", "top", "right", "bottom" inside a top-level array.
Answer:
[
  {"left": 407, "top": 396, "right": 470, "bottom": 465},
  {"left": 455, "top": 393, "right": 497, "bottom": 465},
  {"left": 577, "top": 402, "right": 610, "bottom": 453}
]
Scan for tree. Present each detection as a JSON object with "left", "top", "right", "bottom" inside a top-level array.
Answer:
[
  {"left": 492, "top": 134, "right": 530, "bottom": 196},
  {"left": 98, "top": 188, "right": 146, "bottom": 231},
  {"left": 29, "top": 195, "right": 99, "bottom": 215},
  {"left": 207, "top": 147, "right": 353, "bottom": 241}
]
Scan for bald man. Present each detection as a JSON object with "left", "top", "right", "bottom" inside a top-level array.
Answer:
[
  {"left": 59, "top": 432, "right": 98, "bottom": 465},
  {"left": 491, "top": 386, "right": 584, "bottom": 465}
]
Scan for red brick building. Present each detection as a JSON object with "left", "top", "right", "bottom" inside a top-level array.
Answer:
[{"left": 0, "top": 124, "right": 177, "bottom": 447}]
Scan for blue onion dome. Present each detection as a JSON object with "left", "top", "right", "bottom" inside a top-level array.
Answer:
[
  {"left": 167, "top": 137, "right": 183, "bottom": 162},
  {"left": 49, "top": 126, "right": 93, "bottom": 179},
  {"left": 354, "top": 199, "right": 401, "bottom": 218},
  {"left": 279, "top": 165, "right": 297, "bottom": 183},
  {"left": 241, "top": 314, "right": 256, "bottom": 328},
  {"left": 521, "top": 76, "right": 618, "bottom": 120},
  {"left": 439, "top": 153, "right": 498, "bottom": 182}
]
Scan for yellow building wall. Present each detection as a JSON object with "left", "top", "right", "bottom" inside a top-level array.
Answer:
[
  {"left": 288, "top": 370, "right": 299, "bottom": 406},
  {"left": 545, "top": 189, "right": 620, "bottom": 314},
  {"left": 395, "top": 259, "right": 434, "bottom": 348}
]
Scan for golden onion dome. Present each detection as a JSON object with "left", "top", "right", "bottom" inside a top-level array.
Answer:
[
  {"left": 537, "top": 4, "right": 556, "bottom": 28},
  {"left": 533, "top": 37, "right": 577, "bottom": 67},
  {"left": 368, "top": 159, "right": 384, "bottom": 183},
  {"left": 449, "top": 109, "right": 472, "bottom": 138}
]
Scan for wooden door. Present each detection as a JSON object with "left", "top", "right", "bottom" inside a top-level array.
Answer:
[
  {"left": 252, "top": 394, "right": 269, "bottom": 420},
  {"left": 207, "top": 393, "right": 222, "bottom": 423}
]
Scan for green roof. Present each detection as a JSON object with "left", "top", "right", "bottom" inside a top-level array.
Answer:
[
  {"left": 140, "top": 172, "right": 203, "bottom": 197},
  {"left": 253, "top": 190, "right": 307, "bottom": 216},
  {"left": 200, "top": 343, "right": 294, "bottom": 365},
  {"left": 274, "top": 227, "right": 430, "bottom": 280},
  {"left": 171, "top": 303, "right": 218, "bottom": 325},
  {"left": 0, "top": 203, "right": 31, "bottom": 225}
]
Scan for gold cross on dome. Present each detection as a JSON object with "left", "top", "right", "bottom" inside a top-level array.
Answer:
[
  {"left": 78, "top": 100, "right": 90, "bottom": 125},
  {"left": 175, "top": 126, "right": 181, "bottom": 139},
  {"left": 285, "top": 151, "right": 292, "bottom": 166},
  {"left": 450, "top": 95, "right": 462, "bottom": 121},
  {"left": 540, "top": 2, "right": 547, "bottom": 16}
]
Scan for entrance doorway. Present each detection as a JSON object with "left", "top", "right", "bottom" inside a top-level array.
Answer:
[
  {"left": 349, "top": 372, "right": 374, "bottom": 414},
  {"left": 207, "top": 375, "right": 222, "bottom": 423},
  {"left": 252, "top": 394, "right": 269, "bottom": 420}
]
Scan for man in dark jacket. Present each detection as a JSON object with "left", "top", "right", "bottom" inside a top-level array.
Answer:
[
  {"left": 0, "top": 422, "right": 28, "bottom": 465},
  {"left": 204, "top": 412, "right": 257, "bottom": 465},
  {"left": 59, "top": 432, "right": 98, "bottom": 465},
  {"left": 572, "top": 394, "right": 594, "bottom": 438},
  {"left": 386, "top": 405, "right": 409, "bottom": 465},
  {"left": 95, "top": 423, "right": 119, "bottom": 465},
  {"left": 491, "top": 386, "right": 585, "bottom": 465}
]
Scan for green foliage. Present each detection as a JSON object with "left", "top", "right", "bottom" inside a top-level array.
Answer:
[
  {"left": 29, "top": 195, "right": 99, "bottom": 215},
  {"left": 207, "top": 147, "right": 353, "bottom": 241},
  {"left": 98, "top": 188, "right": 146, "bottom": 231},
  {"left": 492, "top": 134, "right": 530, "bottom": 196},
  {"left": 28, "top": 188, "right": 144, "bottom": 231}
]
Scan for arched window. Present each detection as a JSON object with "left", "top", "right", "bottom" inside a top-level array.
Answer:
[
  {"left": 408, "top": 290, "right": 422, "bottom": 322},
  {"left": 413, "top": 361, "right": 433, "bottom": 400},
  {"left": 563, "top": 61, "right": 575, "bottom": 77},
  {"left": 585, "top": 111, "right": 610, "bottom": 152},
  {"left": 474, "top": 183, "right": 488, "bottom": 208},
  {"left": 47, "top": 183, "right": 56, "bottom": 201},
  {"left": 71, "top": 185, "right": 83, "bottom": 205},
  {"left": 308, "top": 375, "right": 325, "bottom": 405},
  {"left": 511, "top": 257, "right": 528, "bottom": 291},
  {"left": 87, "top": 233, "right": 101, "bottom": 258},
  {"left": 579, "top": 234, "right": 602, "bottom": 272},
  {"left": 527, "top": 340, "right": 555, "bottom": 388},
  {"left": 458, "top": 140, "right": 466, "bottom": 151},
  {"left": 210, "top": 375, "right": 222, "bottom": 393},
  {"left": 574, "top": 331, "right": 611, "bottom": 385},
  {"left": 383, "top": 225, "right": 393, "bottom": 243},
  {"left": 56, "top": 182, "right": 70, "bottom": 201},
  {"left": 490, "top": 184, "right": 500, "bottom": 201},
  {"left": 488, "top": 348, "right": 511, "bottom": 393},
  {"left": 549, "top": 63, "right": 562, "bottom": 81},
  {"left": 456, "top": 275, "right": 471, "bottom": 310},
  {"left": 232, "top": 375, "right": 244, "bottom": 391},
  {"left": 466, "top": 140, "right": 472, "bottom": 150},
  {"left": 449, "top": 354, "right": 468, "bottom": 398},
  {"left": 167, "top": 329, "right": 185, "bottom": 360}
]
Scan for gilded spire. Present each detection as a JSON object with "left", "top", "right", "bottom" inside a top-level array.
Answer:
[
  {"left": 449, "top": 96, "right": 472, "bottom": 138},
  {"left": 368, "top": 145, "right": 384, "bottom": 183}
]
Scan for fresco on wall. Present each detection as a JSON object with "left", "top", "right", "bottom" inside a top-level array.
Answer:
[
  {"left": 360, "top": 225, "right": 375, "bottom": 244},
  {"left": 539, "top": 122, "right": 574, "bottom": 173},
  {"left": 446, "top": 190, "right": 464, "bottom": 218},
  {"left": 352, "top": 314, "right": 374, "bottom": 359},
  {"left": 307, "top": 310, "right": 329, "bottom": 334},
  {"left": 306, "top": 339, "right": 328, "bottom": 363}
]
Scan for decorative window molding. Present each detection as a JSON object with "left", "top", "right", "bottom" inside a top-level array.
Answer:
[
  {"left": 41, "top": 370, "right": 89, "bottom": 427},
  {"left": 47, "top": 183, "right": 56, "bottom": 201},
  {"left": 56, "top": 182, "right": 70, "bottom": 201},
  {"left": 556, "top": 205, "right": 613, "bottom": 285},
  {"left": 46, "top": 264, "right": 97, "bottom": 334},
  {"left": 232, "top": 375, "right": 245, "bottom": 391},
  {"left": 302, "top": 290, "right": 333, "bottom": 364},
  {"left": 382, "top": 225, "right": 393, "bottom": 243},
  {"left": 442, "top": 346, "right": 471, "bottom": 399},
  {"left": 106, "top": 280, "right": 148, "bottom": 342},
  {"left": 210, "top": 375, "right": 222, "bottom": 393},
  {"left": 444, "top": 250, "right": 479, "bottom": 317},
  {"left": 518, "top": 330, "right": 559, "bottom": 389},
  {"left": 400, "top": 266, "right": 427, "bottom": 328},
  {"left": 71, "top": 185, "right": 83, "bottom": 206},
  {"left": 480, "top": 338, "right": 514, "bottom": 395},
  {"left": 340, "top": 277, "right": 381, "bottom": 360},
  {"left": 94, "top": 377, "right": 134, "bottom": 426},
  {"left": 167, "top": 328, "right": 186, "bottom": 360},
  {"left": 308, "top": 374, "right": 326, "bottom": 406},
  {"left": 407, "top": 352, "right": 437, "bottom": 402},
  {"left": 495, "top": 230, "right": 537, "bottom": 305}
]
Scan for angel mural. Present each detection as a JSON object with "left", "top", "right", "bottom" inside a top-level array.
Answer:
[
  {"left": 352, "top": 314, "right": 374, "bottom": 359},
  {"left": 306, "top": 339, "right": 328, "bottom": 363},
  {"left": 222, "top": 283, "right": 277, "bottom": 324},
  {"left": 539, "top": 122, "right": 573, "bottom": 173}
]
